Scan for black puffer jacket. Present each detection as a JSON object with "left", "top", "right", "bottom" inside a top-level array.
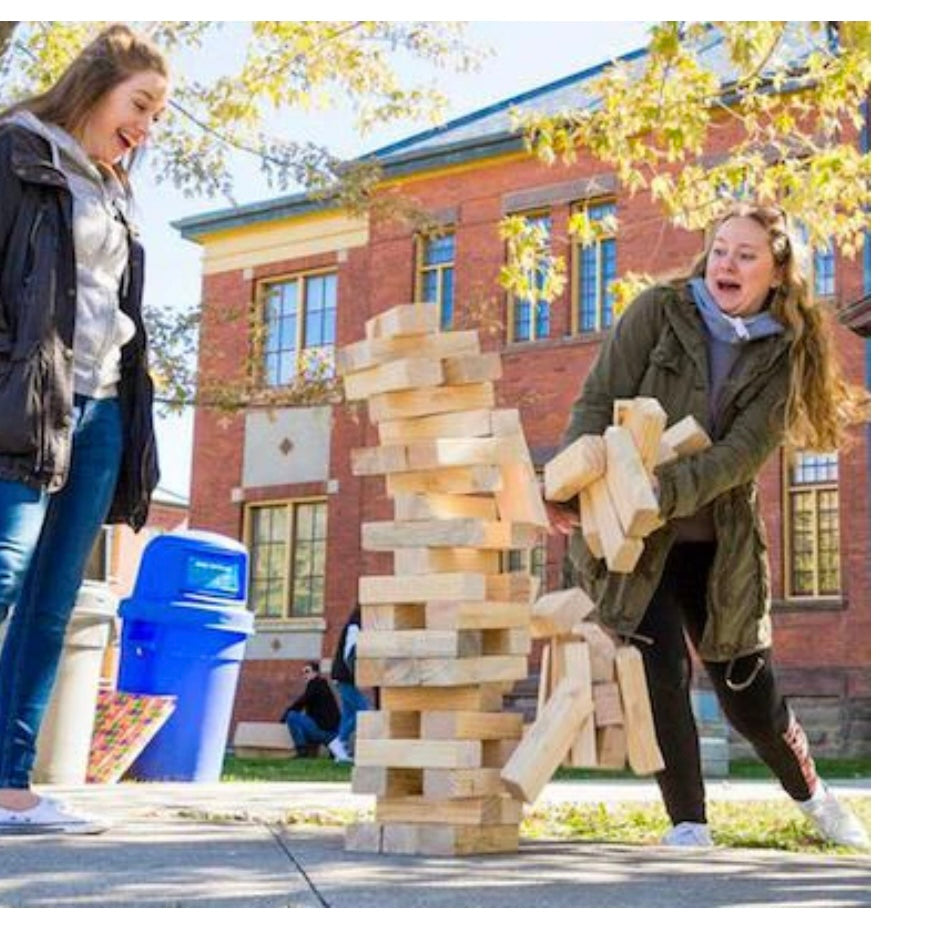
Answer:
[{"left": 0, "top": 122, "right": 158, "bottom": 530}]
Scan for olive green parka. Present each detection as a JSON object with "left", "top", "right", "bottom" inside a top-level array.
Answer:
[{"left": 563, "top": 283, "right": 793, "bottom": 662}]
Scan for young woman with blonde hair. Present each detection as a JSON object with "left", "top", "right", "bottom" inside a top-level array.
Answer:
[{"left": 549, "top": 203, "right": 869, "bottom": 849}]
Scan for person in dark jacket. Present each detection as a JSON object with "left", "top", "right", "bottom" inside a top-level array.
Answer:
[
  {"left": 548, "top": 203, "right": 869, "bottom": 850},
  {"left": 330, "top": 604, "right": 370, "bottom": 757},
  {"left": 0, "top": 25, "right": 167, "bottom": 836},
  {"left": 281, "top": 661, "right": 350, "bottom": 762}
]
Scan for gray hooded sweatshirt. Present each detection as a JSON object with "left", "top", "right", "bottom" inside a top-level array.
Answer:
[{"left": 9, "top": 110, "right": 136, "bottom": 399}]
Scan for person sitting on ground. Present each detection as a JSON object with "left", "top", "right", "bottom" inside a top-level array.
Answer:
[{"left": 281, "top": 661, "right": 351, "bottom": 763}]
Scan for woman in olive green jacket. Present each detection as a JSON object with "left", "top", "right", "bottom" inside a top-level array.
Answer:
[{"left": 550, "top": 204, "right": 868, "bottom": 850}]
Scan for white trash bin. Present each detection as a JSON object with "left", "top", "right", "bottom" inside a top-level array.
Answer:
[{"left": 33, "top": 581, "right": 118, "bottom": 785}]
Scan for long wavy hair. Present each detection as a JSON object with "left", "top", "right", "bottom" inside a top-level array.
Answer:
[
  {"left": 687, "top": 203, "right": 868, "bottom": 451},
  {"left": 2, "top": 24, "right": 168, "bottom": 188}
]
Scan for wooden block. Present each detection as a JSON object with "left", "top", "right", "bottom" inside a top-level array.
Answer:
[
  {"left": 482, "top": 739, "right": 521, "bottom": 769},
  {"left": 592, "top": 682, "right": 624, "bottom": 726},
  {"left": 359, "top": 573, "right": 486, "bottom": 605},
  {"left": 337, "top": 329, "right": 480, "bottom": 376},
  {"left": 380, "top": 823, "right": 520, "bottom": 856},
  {"left": 544, "top": 435, "right": 606, "bottom": 502},
  {"left": 485, "top": 573, "right": 536, "bottom": 603},
  {"left": 578, "top": 486, "right": 604, "bottom": 559},
  {"left": 394, "top": 548, "right": 501, "bottom": 576},
  {"left": 596, "top": 725, "right": 628, "bottom": 769},
  {"left": 442, "top": 353, "right": 502, "bottom": 385},
  {"left": 357, "top": 711, "right": 421, "bottom": 740},
  {"left": 536, "top": 643, "right": 551, "bottom": 717},
  {"left": 352, "top": 767, "right": 423, "bottom": 797},
  {"left": 573, "top": 621, "right": 619, "bottom": 682},
  {"left": 619, "top": 397, "right": 668, "bottom": 473},
  {"left": 530, "top": 588, "right": 595, "bottom": 639},
  {"left": 378, "top": 408, "right": 494, "bottom": 445},
  {"left": 406, "top": 435, "right": 526, "bottom": 471},
  {"left": 422, "top": 768, "right": 505, "bottom": 800},
  {"left": 376, "top": 795, "right": 523, "bottom": 826},
  {"left": 361, "top": 603, "right": 425, "bottom": 631},
  {"left": 500, "top": 678, "right": 594, "bottom": 803},
  {"left": 421, "top": 711, "right": 525, "bottom": 741},
  {"left": 603, "top": 425, "right": 663, "bottom": 537},
  {"left": 393, "top": 492, "right": 499, "bottom": 522},
  {"left": 233, "top": 722, "right": 294, "bottom": 751},
  {"left": 585, "top": 476, "right": 644, "bottom": 573},
  {"left": 364, "top": 303, "right": 439, "bottom": 340},
  {"left": 615, "top": 645, "right": 665, "bottom": 775},
  {"left": 482, "top": 627, "right": 531, "bottom": 656},
  {"left": 362, "top": 518, "right": 541, "bottom": 552},
  {"left": 357, "top": 655, "right": 527, "bottom": 688},
  {"left": 425, "top": 601, "right": 531, "bottom": 631},
  {"left": 495, "top": 458, "right": 550, "bottom": 530},
  {"left": 380, "top": 684, "right": 505, "bottom": 713},
  {"left": 368, "top": 383, "right": 495, "bottom": 424},
  {"left": 559, "top": 641, "right": 597, "bottom": 767},
  {"left": 661, "top": 415, "right": 712, "bottom": 460},
  {"left": 343, "top": 357, "right": 443, "bottom": 401},
  {"left": 386, "top": 465, "right": 502, "bottom": 496},
  {"left": 358, "top": 629, "right": 482, "bottom": 660},
  {"left": 345, "top": 821, "right": 383, "bottom": 852},
  {"left": 613, "top": 398, "right": 634, "bottom": 425},
  {"left": 356, "top": 738, "right": 482, "bottom": 769},
  {"left": 350, "top": 444, "right": 409, "bottom": 477},
  {"left": 655, "top": 438, "right": 676, "bottom": 467}
]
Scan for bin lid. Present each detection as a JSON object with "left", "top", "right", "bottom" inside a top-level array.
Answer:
[{"left": 118, "top": 597, "right": 255, "bottom": 636}]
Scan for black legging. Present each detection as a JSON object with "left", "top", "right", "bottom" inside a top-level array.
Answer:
[{"left": 635, "top": 542, "right": 820, "bottom": 824}]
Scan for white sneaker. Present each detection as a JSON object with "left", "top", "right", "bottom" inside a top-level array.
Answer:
[
  {"left": 660, "top": 821, "right": 713, "bottom": 847},
  {"left": 327, "top": 737, "right": 353, "bottom": 764},
  {"left": 0, "top": 796, "right": 111, "bottom": 836},
  {"left": 797, "top": 782, "right": 870, "bottom": 851}
]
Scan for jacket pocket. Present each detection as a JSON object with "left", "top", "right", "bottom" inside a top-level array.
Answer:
[{"left": 0, "top": 349, "right": 44, "bottom": 456}]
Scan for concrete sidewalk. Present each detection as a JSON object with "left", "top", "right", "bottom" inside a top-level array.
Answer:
[{"left": 0, "top": 780, "right": 871, "bottom": 907}]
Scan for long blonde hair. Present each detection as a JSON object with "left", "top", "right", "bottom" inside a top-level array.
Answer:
[{"left": 688, "top": 203, "right": 867, "bottom": 451}]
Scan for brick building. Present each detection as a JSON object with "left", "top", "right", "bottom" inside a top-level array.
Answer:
[{"left": 177, "top": 40, "right": 870, "bottom": 757}]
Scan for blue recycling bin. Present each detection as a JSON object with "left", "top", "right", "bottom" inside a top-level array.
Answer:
[{"left": 117, "top": 530, "right": 254, "bottom": 782}]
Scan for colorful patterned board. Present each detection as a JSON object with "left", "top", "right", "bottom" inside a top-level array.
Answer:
[{"left": 87, "top": 690, "right": 177, "bottom": 784}]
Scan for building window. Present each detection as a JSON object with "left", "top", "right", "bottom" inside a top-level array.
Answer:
[
  {"left": 260, "top": 270, "right": 337, "bottom": 387},
  {"left": 814, "top": 243, "right": 836, "bottom": 297},
  {"left": 505, "top": 544, "right": 547, "bottom": 593},
  {"left": 574, "top": 202, "right": 617, "bottom": 333},
  {"left": 416, "top": 231, "right": 455, "bottom": 330},
  {"left": 246, "top": 501, "right": 327, "bottom": 620},
  {"left": 509, "top": 214, "right": 552, "bottom": 343},
  {"left": 784, "top": 451, "right": 841, "bottom": 598}
]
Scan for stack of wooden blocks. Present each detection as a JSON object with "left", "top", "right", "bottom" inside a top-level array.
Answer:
[{"left": 337, "top": 303, "right": 550, "bottom": 856}]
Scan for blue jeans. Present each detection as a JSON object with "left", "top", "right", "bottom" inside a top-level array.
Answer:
[
  {"left": 335, "top": 682, "right": 370, "bottom": 745},
  {"left": 0, "top": 396, "right": 123, "bottom": 789},
  {"left": 284, "top": 710, "right": 335, "bottom": 751}
]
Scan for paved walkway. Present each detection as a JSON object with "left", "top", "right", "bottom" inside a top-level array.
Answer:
[{"left": 0, "top": 779, "right": 871, "bottom": 907}]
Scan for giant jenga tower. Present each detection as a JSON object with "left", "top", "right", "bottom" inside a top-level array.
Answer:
[{"left": 337, "top": 303, "right": 550, "bottom": 856}]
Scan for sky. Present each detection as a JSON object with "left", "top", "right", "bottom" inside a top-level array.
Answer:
[{"left": 135, "top": 21, "right": 652, "bottom": 499}]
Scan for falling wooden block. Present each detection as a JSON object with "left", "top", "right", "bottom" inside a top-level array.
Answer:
[
  {"left": 380, "top": 684, "right": 505, "bottom": 713},
  {"left": 578, "top": 486, "right": 604, "bottom": 559},
  {"left": 359, "top": 573, "right": 486, "bottom": 605},
  {"left": 573, "top": 621, "right": 618, "bottom": 682},
  {"left": 425, "top": 601, "right": 531, "bottom": 631},
  {"left": 421, "top": 711, "right": 525, "bottom": 741},
  {"left": 356, "top": 738, "right": 482, "bottom": 769},
  {"left": 338, "top": 329, "right": 480, "bottom": 376},
  {"left": 362, "top": 518, "right": 540, "bottom": 552},
  {"left": 361, "top": 603, "right": 425, "bottom": 631},
  {"left": 394, "top": 548, "right": 501, "bottom": 576},
  {"left": 357, "top": 711, "right": 421, "bottom": 740},
  {"left": 368, "top": 383, "right": 496, "bottom": 424},
  {"left": 378, "top": 408, "right": 495, "bottom": 445},
  {"left": 380, "top": 822, "right": 520, "bottom": 856},
  {"left": 618, "top": 397, "right": 668, "bottom": 473},
  {"left": 365, "top": 303, "right": 439, "bottom": 341},
  {"left": 615, "top": 645, "right": 665, "bottom": 775},
  {"left": 357, "top": 629, "right": 482, "bottom": 660},
  {"left": 343, "top": 357, "right": 443, "bottom": 401},
  {"left": 585, "top": 476, "right": 644, "bottom": 573},
  {"left": 558, "top": 640, "right": 597, "bottom": 767},
  {"left": 487, "top": 411, "right": 551, "bottom": 529},
  {"left": 596, "top": 725, "right": 628, "bottom": 769},
  {"left": 422, "top": 768, "right": 505, "bottom": 800},
  {"left": 386, "top": 465, "right": 502, "bottom": 496},
  {"left": 603, "top": 426, "right": 663, "bottom": 537},
  {"left": 529, "top": 588, "right": 594, "bottom": 639},
  {"left": 393, "top": 492, "right": 499, "bottom": 522},
  {"left": 592, "top": 682, "right": 624, "bottom": 726},
  {"left": 536, "top": 643, "right": 552, "bottom": 717},
  {"left": 500, "top": 678, "right": 594, "bottom": 803},
  {"left": 442, "top": 353, "right": 503, "bottom": 385},
  {"left": 660, "top": 416, "right": 712, "bottom": 461},
  {"left": 351, "top": 766, "right": 423, "bottom": 797},
  {"left": 543, "top": 435, "right": 606, "bottom": 502},
  {"left": 356, "top": 655, "right": 527, "bottom": 688},
  {"left": 376, "top": 795, "right": 523, "bottom": 826}
]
